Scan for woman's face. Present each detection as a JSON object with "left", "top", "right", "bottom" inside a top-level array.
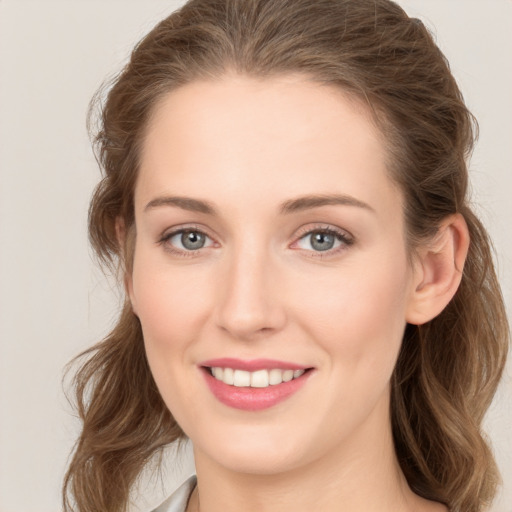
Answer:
[{"left": 129, "top": 74, "right": 420, "bottom": 475}]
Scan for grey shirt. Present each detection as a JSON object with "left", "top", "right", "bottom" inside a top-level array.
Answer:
[{"left": 153, "top": 475, "right": 197, "bottom": 512}]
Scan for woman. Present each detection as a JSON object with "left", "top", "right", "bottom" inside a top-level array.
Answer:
[{"left": 63, "top": 1, "right": 509, "bottom": 511}]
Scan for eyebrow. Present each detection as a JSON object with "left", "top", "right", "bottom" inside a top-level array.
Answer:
[
  {"left": 279, "top": 194, "right": 374, "bottom": 214},
  {"left": 145, "top": 196, "right": 216, "bottom": 214},
  {"left": 144, "top": 193, "right": 374, "bottom": 215}
]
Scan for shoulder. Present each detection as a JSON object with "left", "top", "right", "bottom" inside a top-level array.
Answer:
[{"left": 152, "top": 475, "right": 197, "bottom": 512}]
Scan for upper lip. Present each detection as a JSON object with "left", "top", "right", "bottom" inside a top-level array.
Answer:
[{"left": 199, "top": 358, "right": 311, "bottom": 371}]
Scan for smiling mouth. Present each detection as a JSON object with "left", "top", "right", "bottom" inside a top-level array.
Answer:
[
  {"left": 200, "top": 362, "right": 315, "bottom": 411},
  {"left": 204, "top": 367, "right": 312, "bottom": 388}
]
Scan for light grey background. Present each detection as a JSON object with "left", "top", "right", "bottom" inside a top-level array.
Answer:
[{"left": 0, "top": 1, "right": 510, "bottom": 511}]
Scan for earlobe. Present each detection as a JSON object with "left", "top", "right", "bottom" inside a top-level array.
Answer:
[
  {"left": 406, "top": 213, "right": 470, "bottom": 325},
  {"left": 115, "top": 217, "right": 138, "bottom": 315}
]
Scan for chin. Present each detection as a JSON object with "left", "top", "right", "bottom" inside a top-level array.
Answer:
[
  {"left": 208, "top": 446, "right": 303, "bottom": 476},
  {"left": 191, "top": 421, "right": 321, "bottom": 476}
]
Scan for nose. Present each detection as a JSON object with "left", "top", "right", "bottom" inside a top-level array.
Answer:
[{"left": 214, "top": 243, "right": 287, "bottom": 341}]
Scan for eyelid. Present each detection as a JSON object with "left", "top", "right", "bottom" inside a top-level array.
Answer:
[
  {"left": 158, "top": 224, "right": 217, "bottom": 258},
  {"left": 290, "top": 223, "right": 355, "bottom": 258}
]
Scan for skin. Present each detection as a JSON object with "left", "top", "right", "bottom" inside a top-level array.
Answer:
[{"left": 127, "top": 74, "right": 463, "bottom": 512}]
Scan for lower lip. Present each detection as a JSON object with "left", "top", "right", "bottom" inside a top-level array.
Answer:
[{"left": 201, "top": 368, "right": 313, "bottom": 411}]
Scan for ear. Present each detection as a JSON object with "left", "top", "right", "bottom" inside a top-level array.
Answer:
[
  {"left": 115, "top": 217, "right": 138, "bottom": 314},
  {"left": 406, "top": 213, "right": 470, "bottom": 325}
]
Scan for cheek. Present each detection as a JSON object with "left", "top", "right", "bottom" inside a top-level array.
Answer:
[
  {"left": 292, "top": 254, "right": 410, "bottom": 375},
  {"left": 130, "top": 255, "right": 213, "bottom": 408},
  {"left": 131, "top": 255, "right": 212, "bottom": 414},
  {"left": 132, "top": 252, "right": 210, "bottom": 343}
]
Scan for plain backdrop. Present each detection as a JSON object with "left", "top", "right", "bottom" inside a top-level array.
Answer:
[{"left": 0, "top": 1, "right": 510, "bottom": 511}]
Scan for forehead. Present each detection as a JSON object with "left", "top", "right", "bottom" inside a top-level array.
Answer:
[{"left": 136, "top": 74, "right": 399, "bottom": 218}]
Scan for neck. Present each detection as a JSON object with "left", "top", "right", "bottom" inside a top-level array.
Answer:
[{"left": 187, "top": 394, "right": 440, "bottom": 512}]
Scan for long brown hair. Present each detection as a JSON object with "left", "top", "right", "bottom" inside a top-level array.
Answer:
[{"left": 63, "top": 1, "right": 510, "bottom": 511}]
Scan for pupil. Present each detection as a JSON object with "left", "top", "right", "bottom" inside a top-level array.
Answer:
[
  {"left": 182, "top": 231, "right": 205, "bottom": 250},
  {"left": 311, "top": 232, "right": 334, "bottom": 251}
]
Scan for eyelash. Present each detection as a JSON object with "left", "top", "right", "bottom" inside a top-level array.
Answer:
[
  {"left": 158, "top": 224, "right": 354, "bottom": 259},
  {"left": 158, "top": 224, "right": 213, "bottom": 259},
  {"left": 294, "top": 224, "right": 354, "bottom": 258}
]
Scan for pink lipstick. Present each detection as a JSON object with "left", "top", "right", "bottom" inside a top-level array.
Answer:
[{"left": 199, "top": 358, "right": 314, "bottom": 411}]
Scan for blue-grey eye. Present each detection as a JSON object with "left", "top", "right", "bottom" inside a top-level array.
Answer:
[
  {"left": 167, "top": 230, "right": 212, "bottom": 251},
  {"left": 310, "top": 232, "right": 335, "bottom": 251},
  {"left": 182, "top": 231, "right": 205, "bottom": 250},
  {"left": 297, "top": 230, "right": 346, "bottom": 252}
]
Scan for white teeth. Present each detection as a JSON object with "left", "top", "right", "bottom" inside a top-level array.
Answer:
[
  {"left": 282, "top": 369, "right": 294, "bottom": 382},
  {"left": 233, "top": 369, "right": 251, "bottom": 387},
  {"left": 223, "top": 367, "right": 234, "bottom": 385},
  {"left": 210, "top": 367, "right": 307, "bottom": 388},
  {"left": 269, "top": 368, "right": 283, "bottom": 385},
  {"left": 212, "top": 367, "right": 223, "bottom": 380},
  {"left": 250, "top": 369, "right": 269, "bottom": 388}
]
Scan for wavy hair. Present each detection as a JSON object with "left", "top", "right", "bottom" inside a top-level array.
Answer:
[{"left": 63, "top": 1, "right": 509, "bottom": 511}]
